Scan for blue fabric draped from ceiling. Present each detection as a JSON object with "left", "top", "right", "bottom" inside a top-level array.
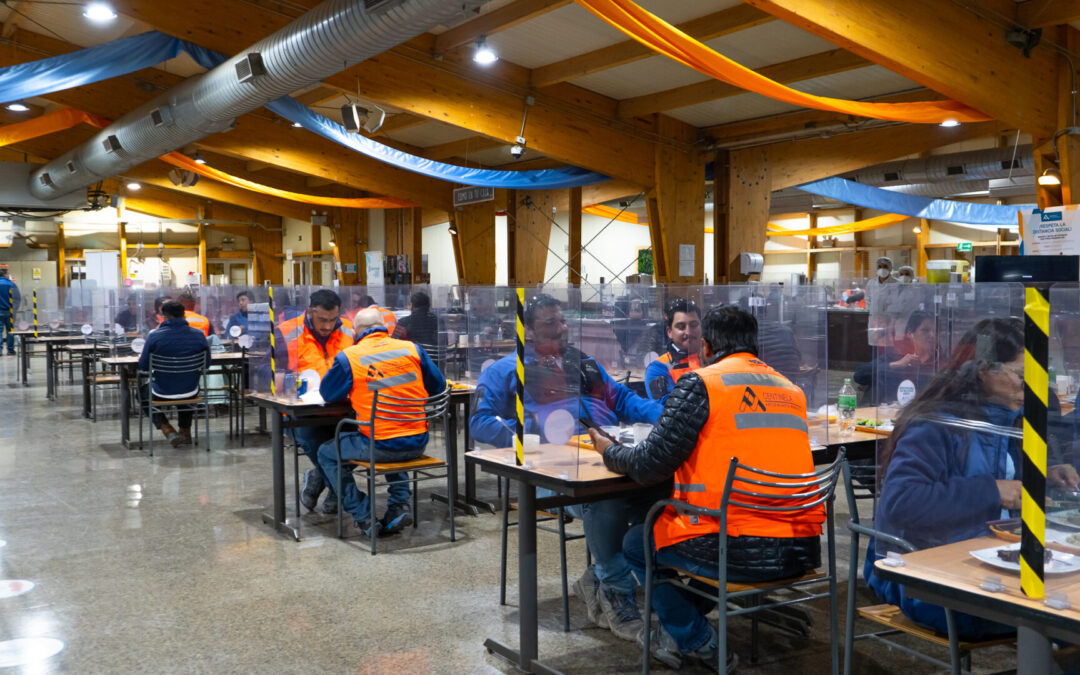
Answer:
[
  {"left": 794, "top": 177, "right": 1033, "bottom": 228},
  {"left": 0, "top": 31, "right": 609, "bottom": 190}
]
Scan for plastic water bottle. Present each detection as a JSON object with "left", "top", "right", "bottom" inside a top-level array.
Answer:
[{"left": 838, "top": 378, "right": 856, "bottom": 437}]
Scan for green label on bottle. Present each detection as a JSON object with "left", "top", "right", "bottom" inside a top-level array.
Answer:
[{"left": 838, "top": 394, "right": 856, "bottom": 410}]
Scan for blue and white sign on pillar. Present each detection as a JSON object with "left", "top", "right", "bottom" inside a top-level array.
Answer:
[{"left": 1022, "top": 206, "right": 1080, "bottom": 255}]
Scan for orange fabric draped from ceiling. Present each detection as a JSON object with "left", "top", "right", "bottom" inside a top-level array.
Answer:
[
  {"left": 159, "top": 153, "right": 416, "bottom": 209},
  {"left": 573, "top": 0, "right": 992, "bottom": 124},
  {"left": 0, "top": 108, "right": 415, "bottom": 208},
  {"left": 583, "top": 204, "right": 640, "bottom": 224},
  {"left": 766, "top": 213, "right": 910, "bottom": 237}
]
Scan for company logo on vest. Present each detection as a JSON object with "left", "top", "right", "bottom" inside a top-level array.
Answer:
[{"left": 739, "top": 386, "right": 767, "bottom": 412}]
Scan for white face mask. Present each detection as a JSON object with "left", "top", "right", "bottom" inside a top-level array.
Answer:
[
  {"left": 899, "top": 275, "right": 913, "bottom": 284},
  {"left": 877, "top": 268, "right": 891, "bottom": 279}
]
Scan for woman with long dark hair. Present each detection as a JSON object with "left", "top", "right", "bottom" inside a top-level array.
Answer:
[{"left": 864, "top": 317, "right": 1079, "bottom": 639}]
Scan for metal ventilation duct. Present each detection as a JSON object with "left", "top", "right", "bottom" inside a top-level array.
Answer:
[
  {"left": 842, "top": 146, "right": 1033, "bottom": 186},
  {"left": 29, "top": 0, "right": 480, "bottom": 200}
]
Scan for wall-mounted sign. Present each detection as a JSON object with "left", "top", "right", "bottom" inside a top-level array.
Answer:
[
  {"left": 956, "top": 242, "right": 973, "bottom": 252},
  {"left": 1023, "top": 206, "right": 1080, "bottom": 255},
  {"left": 31, "top": 267, "right": 40, "bottom": 280},
  {"left": 343, "top": 263, "right": 357, "bottom": 274},
  {"left": 453, "top": 186, "right": 495, "bottom": 207}
]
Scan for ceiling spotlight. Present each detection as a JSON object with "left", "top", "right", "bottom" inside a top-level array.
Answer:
[
  {"left": 126, "top": 181, "right": 141, "bottom": 191},
  {"left": 510, "top": 135, "right": 526, "bottom": 159},
  {"left": 913, "top": 223, "right": 922, "bottom": 234},
  {"left": 473, "top": 38, "right": 498, "bottom": 65},
  {"left": 5, "top": 102, "right": 29, "bottom": 112},
  {"left": 328, "top": 237, "right": 336, "bottom": 247},
  {"left": 292, "top": 122, "right": 302, "bottom": 128},
  {"left": 193, "top": 152, "right": 207, "bottom": 165},
  {"left": 448, "top": 224, "right": 458, "bottom": 236},
  {"left": 83, "top": 2, "right": 117, "bottom": 22},
  {"left": 1039, "top": 167, "right": 1062, "bottom": 186},
  {"left": 939, "top": 119, "right": 960, "bottom": 128}
]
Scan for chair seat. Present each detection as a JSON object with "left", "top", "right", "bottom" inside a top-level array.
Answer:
[
  {"left": 856, "top": 604, "right": 1014, "bottom": 651},
  {"left": 348, "top": 454, "right": 445, "bottom": 472},
  {"left": 151, "top": 397, "right": 204, "bottom": 405},
  {"left": 89, "top": 375, "right": 121, "bottom": 384},
  {"left": 680, "top": 568, "right": 825, "bottom": 592}
]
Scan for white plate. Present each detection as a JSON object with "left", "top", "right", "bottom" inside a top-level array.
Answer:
[
  {"left": 1047, "top": 508, "right": 1080, "bottom": 530},
  {"left": 970, "top": 543, "right": 1080, "bottom": 575}
]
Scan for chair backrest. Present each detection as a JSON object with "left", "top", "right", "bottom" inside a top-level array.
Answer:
[
  {"left": 842, "top": 460, "right": 916, "bottom": 553},
  {"left": 148, "top": 351, "right": 209, "bottom": 376},
  {"left": 714, "top": 450, "right": 847, "bottom": 524},
  {"left": 365, "top": 386, "right": 452, "bottom": 429}
]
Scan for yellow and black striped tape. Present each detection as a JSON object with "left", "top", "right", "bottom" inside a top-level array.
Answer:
[
  {"left": 32, "top": 289, "right": 37, "bottom": 338},
  {"left": 268, "top": 286, "right": 277, "bottom": 396},
  {"left": 515, "top": 288, "right": 525, "bottom": 466},
  {"left": 1022, "top": 286, "right": 1049, "bottom": 598}
]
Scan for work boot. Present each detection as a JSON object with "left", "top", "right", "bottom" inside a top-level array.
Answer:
[
  {"left": 380, "top": 503, "right": 413, "bottom": 535},
  {"left": 178, "top": 428, "right": 193, "bottom": 446},
  {"left": 300, "top": 469, "right": 324, "bottom": 511},
  {"left": 319, "top": 490, "right": 338, "bottom": 515},
  {"left": 690, "top": 625, "right": 738, "bottom": 673},
  {"left": 572, "top": 567, "right": 603, "bottom": 627},
  {"left": 598, "top": 586, "right": 644, "bottom": 642},
  {"left": 159, "top": 422, "right": 183, "bottom": 448},
  {"left": 354, "top": 517, "right": 377, "bottom": 538},
  {"left": 638, "top": 625, "right": 684, "bottom": 670}
]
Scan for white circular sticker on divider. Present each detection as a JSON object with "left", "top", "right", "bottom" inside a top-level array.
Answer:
[
  {"left": 229, "top": 325, "right": 243, "bottom": 338},
  {"left": 16, "top": 321, "right": 28, "bottom": 330},
  {"left": 0, "top": 580, "right": 34, "bottom": 598},
  {"left": 237, "top": 334, "right": 254, "bottom": 349},
  {"left": 480, "top": 358, "right": 496, "bottom": 373},
  {"left": 113, "top": 323, "right": 125, "bottom": 336},
  {"left": 543, "top": 408, "right": 575, "bottom": 446},
  {"left": 130, "top": 338, "right": 145, "bottom": 355},
  {"left": 897, "top": 379, "right": 917, "bottom": 407},
  {"left": 49, "top": 320, "right": 59, "bottom": 329},
  {"left": 0, "top": 637, "right": 65, "bottom": 668},
  {"left": 80, "top": 324, "right": 93, "bottom": 336},
  {"left": 643, "top": 351, "right": 659, "bottom": 369}
]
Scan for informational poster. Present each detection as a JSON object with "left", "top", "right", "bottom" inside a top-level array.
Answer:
[
  {"left": 365, "top": 251, "right": 384, "bottom": 304},
  {"left": 1022, "top": 206, "right": 1080, "bottom": 255}
]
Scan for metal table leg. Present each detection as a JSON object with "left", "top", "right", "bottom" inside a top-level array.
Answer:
[
  {"left": 261, "top": 411, "right": 300, "bottom": 541},
  {"left": 1017, "top": 626, "right": 1056, "bottom": 675},
  {"left": 19, "top": 334, "right": 28, "bottom": 385},
  {"left": 460, "top": 396, "right": 494, "bottom": 513},
  {"left": 81, "top": 353, "right": 91, "bottom": 418},
  {"left": 45, "top": 342, "right": 55, "bottom": 399},
  {"left": 119, "top": 364, "right": 132, "bottom": 448},
  {"left": 432, "top": 399, "right": 479, "bottom": 515}
]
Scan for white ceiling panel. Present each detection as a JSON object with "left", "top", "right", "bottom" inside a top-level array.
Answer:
[
  {"left": 0, "top": 3, "right": 140, "bottom": 48},
  {"left": 387, "top": 123, "right": 479, "bottom": 148},
  {"left": 570, "top": 21, "right": 843, "bottom": 101},
  {"left": 667, "top": 65, "right": 921, "bottom": 127}
]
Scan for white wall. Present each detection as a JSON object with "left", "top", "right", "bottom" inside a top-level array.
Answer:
[{"left": 422, "top": 221, "right": 458, "bottom": 285}]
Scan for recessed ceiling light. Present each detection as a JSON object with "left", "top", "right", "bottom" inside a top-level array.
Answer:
[
  {"left": 193, "top": 152, "right": 207, "bottom": 165},
  {"left": 126, "top": 182, "right": 141, "bottom": 190},
  {"left": 5, "top": 103, "right": 29, "bottom": 112},
  {"left": 473, "top": 38, "right": 498, "bottom": 66},
  {"left": 83, "top": 2, "right": 117, "bottom": 22},
  {"left": 292, "top": 122, "right": 302, "bottom": 128},
  {"left": 939, "top": 119, "right": 961, "bottom": 128}
]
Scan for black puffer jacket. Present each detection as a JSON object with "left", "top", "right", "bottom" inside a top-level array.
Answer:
[{"left": 603, "top": 362, "right": 821, "bottom": 578}]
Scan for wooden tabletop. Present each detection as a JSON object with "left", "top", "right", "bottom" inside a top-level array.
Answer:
[
  {"left": 467, "top": 442, "right": 639, "bottom": 497},
  {"left": 247, "top": 392, "right": 350, "bottom": 413},
  {"left": 874, "top": 536, "right": 1080, "bottom": 634},
  {"left": 101, "top": 352, "right": 251, "bottom": 365},
  {"left": 66, "top": 343, "right": 111, "bottom": 352}
]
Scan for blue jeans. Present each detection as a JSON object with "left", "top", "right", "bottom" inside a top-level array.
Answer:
[
  {"left": 0, "top": 311, "right": 12, "bottom": 354},
  {"left": 624, "top": 523, "right": 720, "bottom": 654},
  {"left": 542, "top": 488, "right": 658, "bottom": 595},
  {"left": 316, "top": 432, "right": 424, "bottom": 522},
  {"left": 290, "top": 425, "right": 336, "bottom": 484}
]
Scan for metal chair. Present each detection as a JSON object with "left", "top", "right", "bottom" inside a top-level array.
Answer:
[
  {"left": 88, "top": 341, "right": 122, "bottom": 422},
  {"left": 137, "top": 352, "right": 211, "bottom": 457},
  {"left": 641, "top": 453, "right": 846, "bottom": 674},
  {"left": 498, "top": 476, "right": 590, "bottom": 632},
  {"left": 841, "top": 462, "right": 1011, "bottom": 675},
  {"left": 331, "top": 387, "right": 455, "bottom": 555}
]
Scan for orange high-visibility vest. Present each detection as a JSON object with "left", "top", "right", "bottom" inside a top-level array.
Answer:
[
  {"left": 371, "top": 305, "right": 397, "bottom": 334},
  {"left": 652, "top": 352, "right": 824, "bottom": 550},
  {"left": 184, "top": 311, "right": 211, "bottom": 337},
  {"left": 279, "top": 312, "right": 353, "bottom": 376},
  {"left": 656, "top": 349, "right": 701, "bottom": 379},
  {"left": 345, "top": 332, "right": 430, "bottom": 440}
]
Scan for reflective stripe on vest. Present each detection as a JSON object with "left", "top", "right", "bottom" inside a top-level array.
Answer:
[
  {"left": 184, "top": 311, "right": 210, "bottom": 336},
  {"left": 346, "top": 334, "right": 429, "bottom": 440},
  {"left": 652, "top": 353, "right": 824, "bottom": 549}
]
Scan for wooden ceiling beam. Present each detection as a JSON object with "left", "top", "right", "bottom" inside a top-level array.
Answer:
[
  {"left": 744, "top": 0, "right": 1059, "bottom": 138},
  {"left": 1018, "top": 0, "right": 1080, "bottom": 28},
  {"left": 433, "top": 0, "right": 571, "bottom": 55},
  {"left": 531, "top": 4, "right": 774, "bottom": 88},
  {"left": 618, "top": 48, "right": 869, "bottom": 119},
  {"left": 246, "top": 161, "right": 273, "bottom": 172},
  {"left": 371, "top": 112, "right": 428, "bottom": 138},
  {"left": 1, "top": 1, "right": 28, "bottom": 39},
  {"left": 292, "top": 85, "right": 342, "bottom": 106}
]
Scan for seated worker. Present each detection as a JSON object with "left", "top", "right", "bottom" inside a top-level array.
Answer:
[
  {"left": 137, "top": 300, "right": 211, "bottom": 447},
  {"left": 470, "top": 293, "right": 664, "bottom": 641},
  {"left": 854, "top": 310, "right": 938, "bottom": 405},
  {"left": 152, "top": 296, "right": 169, "bottom": 328},
  {"left": 273, "top": 289, "right": 354, "bottom": 514},
  {"left": 178, "top": 291, "right": 211, "bottom": 337},
  {"left": 316, "top": 308, "right": 446, "bottom": 536},
  {"left": 594, "top": 306, "right": 822, "bottom": 671},
  {"left": 343, "top": 292, "right": 375, "bottom": 322},
  {"left": 225, "top": 291, "right": 253, "bottom": 335},
  {"left": 393, "top": 290, "right": 440, "bottom": 349},
  {"left": 644, "top": 297, "right": 702, "bottom": 401},
  {"left": 114, "top": 295, "right": 139, "bottom": 332},
  {"left": 865, "top": 317, "right": 1080, "bottom": 640}
]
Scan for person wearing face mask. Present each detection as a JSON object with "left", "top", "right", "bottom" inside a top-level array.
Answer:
[
  {"left": 864, "top": 317, "right": 1080, "bottom": 640},
  {"left": 470, "top": 293, "right": 664, "bottom": 643},
  {"left": 645, "top": 297, "right": 703, "bottom": 401},
  {"left": 874, "top": 256, "right": 898, "bottom": 284},
  {"left": 897, "top": 265, "right": 917, "bottom": 283}
]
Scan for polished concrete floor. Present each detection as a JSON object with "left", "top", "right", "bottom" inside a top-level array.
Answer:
[{"left": 0, "top": 352, "right": 1022, "bottom": 674}]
